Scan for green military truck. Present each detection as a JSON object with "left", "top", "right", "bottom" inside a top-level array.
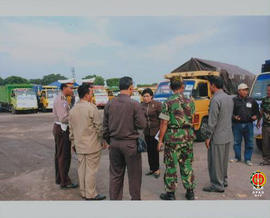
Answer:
[{"left": 0, "top": 84, "right": 38, "bottom": 114}]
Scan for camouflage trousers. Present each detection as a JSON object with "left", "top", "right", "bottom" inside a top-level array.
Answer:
[{"left": 163, "top": 142, "right": 195, "bottom": 192}]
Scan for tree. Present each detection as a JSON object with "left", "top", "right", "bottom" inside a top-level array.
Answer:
[
  {"left": 94, "top": 76, "right": 105, "bottom": 85},
  {"left": 83, "top": 74, "right": 105, "bottom": 86},
  {"left": 83, "top": 74, "right": 97, "bottom": 79},
  {"left": 0, "top": 77, "right": 4, "bottom": 85},
  {"left": 29, "top": 79, "right": 43, "bottom": 84},
  {"left": 137, "top": 83, "right": 158, "bottom": 88},
  {"left": 4, "top": 76, "right": 29, "bottom": 84},
  {"left": 42, "top": 74, "right": 67, "bottom": 85},
  {"left": 106, "top": 78, "right": 120, "bottom": 87}
]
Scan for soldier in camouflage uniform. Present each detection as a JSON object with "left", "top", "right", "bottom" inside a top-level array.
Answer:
[
  {"left": 257, "top": 84, "right": 270, "bottom": 165},
  {"left": 158, "top": 77, "right": 196, "bottom": 200}
]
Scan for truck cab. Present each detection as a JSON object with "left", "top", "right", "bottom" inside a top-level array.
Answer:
[
  {"left": 39, "top": 86, "right": 58, "bottom": 111},
  {"left": 92, "top": 86, "right": 109, "bottom": 109},
  {"left": 249, "top": 72, "right": 270, "bottom": 150},
  {"left": 11, "top": 88, "right": 38, "bottom": 114},
  {"left": 154, "top": 71, "right": 220, "bottom": 141}
]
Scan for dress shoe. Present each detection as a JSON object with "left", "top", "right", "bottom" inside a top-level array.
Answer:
[
  {"left": 185, "top": 189, "right": 195, "bottom": 200},
  {"left": 153, "top": 172, "right": 160, "bottom": 179},
  {"left": 145, "top": 171, "right": 154, "bottom": 176},
  {"left": 86, "top": 194, "right": 106, "bottom": 200},
  {"left": 60, "top": 183, "right": 78, "bottom": 189},
  {"left": 160, "top": 192, "right": 175, "bottom": 200},
  {"left": 203, "top": 186, "right": 224, "bottom": 193}
]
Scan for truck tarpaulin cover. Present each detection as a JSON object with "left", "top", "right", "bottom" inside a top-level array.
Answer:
[{"left": 171, "top": 58, "right": 255, "bottom": 94}]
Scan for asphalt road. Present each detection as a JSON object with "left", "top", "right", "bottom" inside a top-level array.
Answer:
[{"left": 0, "top": 112, "right": 269, "bottom": 200}]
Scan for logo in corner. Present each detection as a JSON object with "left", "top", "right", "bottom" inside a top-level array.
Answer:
[{"left": 250, "top": 171, "right": 267, "bottom": 197}]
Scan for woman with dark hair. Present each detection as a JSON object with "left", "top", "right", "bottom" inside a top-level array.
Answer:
[{"left": 141, "top": 88, "right": 162, "bottom": 178}]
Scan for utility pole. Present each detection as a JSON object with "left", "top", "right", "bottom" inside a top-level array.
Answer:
[{"left": 71, "top": 67, "right": 75, "bottom": 82}]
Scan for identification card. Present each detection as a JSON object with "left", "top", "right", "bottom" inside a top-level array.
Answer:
[{"left": 246, "top": 102, "right": 252, "bottom": 108}]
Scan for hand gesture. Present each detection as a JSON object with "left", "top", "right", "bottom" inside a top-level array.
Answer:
[
  {"left": 102, "top": 141, "right": 110, "bottom": 150},
  {"left": 157, "top": 141, "right": 164, "bottom": 152},
  {"left": 251, "top": 115, "right": 257, "bottom": 121},
  {"left": 205, "top": 139, "right": 210, "bottom": 149}
]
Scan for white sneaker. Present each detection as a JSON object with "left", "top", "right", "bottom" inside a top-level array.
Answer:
[
  {"left": 230, "top": 158, "right": 240, "bottom": 163},
  {"left": 245, "top": 160, "right": 253, "bottom": 166}
]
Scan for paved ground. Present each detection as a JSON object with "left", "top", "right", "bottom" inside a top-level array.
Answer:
[{"left": 0, "top": 112, "right": 269, "bottom": 200}]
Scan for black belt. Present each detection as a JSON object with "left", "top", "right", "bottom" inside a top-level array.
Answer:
[{"left": 169, "top": 125, "right": 192, "bottom": 129}]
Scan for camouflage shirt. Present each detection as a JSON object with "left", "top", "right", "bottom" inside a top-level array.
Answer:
[
  {"left": 261, "top": 96, "right": 270, "bottom": 127},
  {"left": 159, "top": 93, "right": 196, "bottom": 145}
]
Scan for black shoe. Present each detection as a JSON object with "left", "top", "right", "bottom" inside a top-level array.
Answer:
[
  {"left": 153, "top": 172, "right": 160, "bottom": 179},
  {"left": 86, "top": 194, "right": 106, "bottom": 200},
  {"left": 203, "top": 186, "right": 224, "bottom": 193},
  {"left": 224, "top": 183, "right": 228, "bottom": 188},
  {"left": 185, "top": 189, "right": 195, "bottom": 200},
  {"left": 60, "top": 183, "right": 78, "bottom": 189},
  {"left": 145, "top": 171, "right": 154, "bottom": 176},
  {"left": 160, "top": 192, "right": 175, "bottom": 200}
]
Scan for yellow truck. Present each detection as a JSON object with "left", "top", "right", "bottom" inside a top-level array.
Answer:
[
  {"left": 154, "top": 70, "right": 254, "bottom": 141},
  {"left": 159, "top": 71, "right": 219, "bottom": 140},
  {"left": 38, "top": 86, "right": 58, "bottom": 111}
]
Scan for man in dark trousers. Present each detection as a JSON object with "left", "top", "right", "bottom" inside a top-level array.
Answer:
[
  {"left": 203, "top": 76, "right": 234, "bottom": 193},
  {"left": 231, "top": 83, "right": 259, "bottom": 166},
  {"left": 53, "top": 81, "right": 78, "bottom": 189},
  {"left": 257, "top": 84, "right": 270, "bottom": 165},
  {"left": 103, "top": 76, "right": 146, "bottom": 200}
]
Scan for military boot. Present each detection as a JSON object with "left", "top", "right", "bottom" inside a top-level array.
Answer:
[
  {"left": 160, "top": 192, "right": 175, "bottom": 200},
  {"left": 185, "top": 189, "right": 195, "bottom": 200}
]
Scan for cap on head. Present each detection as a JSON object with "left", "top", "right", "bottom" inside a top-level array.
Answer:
[
  {"left": 238, "top": 83, "right": 248, "bottom": 90},
  {"left": 59, "top": 79, "right": 74, "bottom": 90}
]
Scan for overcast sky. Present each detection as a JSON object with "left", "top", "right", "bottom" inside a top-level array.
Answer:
[{"left": 0, "top": 16, "right": 269, "bottom": 84}]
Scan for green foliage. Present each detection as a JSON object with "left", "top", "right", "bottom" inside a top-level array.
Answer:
[
  {"left": 83, "top": 74, "right": 96, "bottom": 79},
  {"left": 29, "top": 79, "right": 43, "bottom": 84},
  {"left": 4, "top": 76, "right": 29, "bottom": 85},
  {"left": 93, "top": 76, "right": 105, "bottom": 85},
  {"left": 41, "top": 74, "right": 67, "bottom": 85},
  {"left": 83, "top": 74, "right": 105, "bottom": 86},
  {"left": 106, "top": 78, "right": 120, "bottom": 87},
  {"left": 0, "top": 77, "right": 4, "bottom": 85}
]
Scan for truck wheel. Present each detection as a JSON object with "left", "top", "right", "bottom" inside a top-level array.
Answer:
[
  {"left": 256, "top": 138, "right": 262, "bottom": 151},
  {"left": 195, "top": 117, "right": 208, "bottom": 142},
  {"left": 41, "top": 106, "right": 46, "bottom": 112},
  {"left": 11, "top": 106, "right": 17, "bottom": 114}
]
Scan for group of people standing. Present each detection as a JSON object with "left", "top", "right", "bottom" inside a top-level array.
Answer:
[{"left": 52, "top": 76, "right": 270, "bottom": 201}]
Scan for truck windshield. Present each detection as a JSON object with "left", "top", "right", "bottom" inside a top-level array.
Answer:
[
  {"left": 155, "top": 82, "right": 173, "bottom": 96},
  {"left": 15, "top": 89, "right": 35, "bottom": 96},
  {"left": 183, "top": 81, "right": 195, "bottom": 98},
  {"left": 155, "top": 81, "right": 195, "bottom": 98},
  {"left": 250, "top": 73, "right": 270, "bottom": 100},
  {"left": 47, "top": 89, "right": 58, "bottom": 99},
  {"left": 94, "top": 89, "right": 107, "bottom": 96}
]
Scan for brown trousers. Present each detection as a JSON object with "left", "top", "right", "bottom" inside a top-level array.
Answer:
[
  {"left": 262, "top": 126, "right": 270, "bottom": 161},
  {"left": 109, "top": 139, "right": 142, "bottom": 200},
  {"left": 53, "top": 124, "right": 72, "bottom": 186}
]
